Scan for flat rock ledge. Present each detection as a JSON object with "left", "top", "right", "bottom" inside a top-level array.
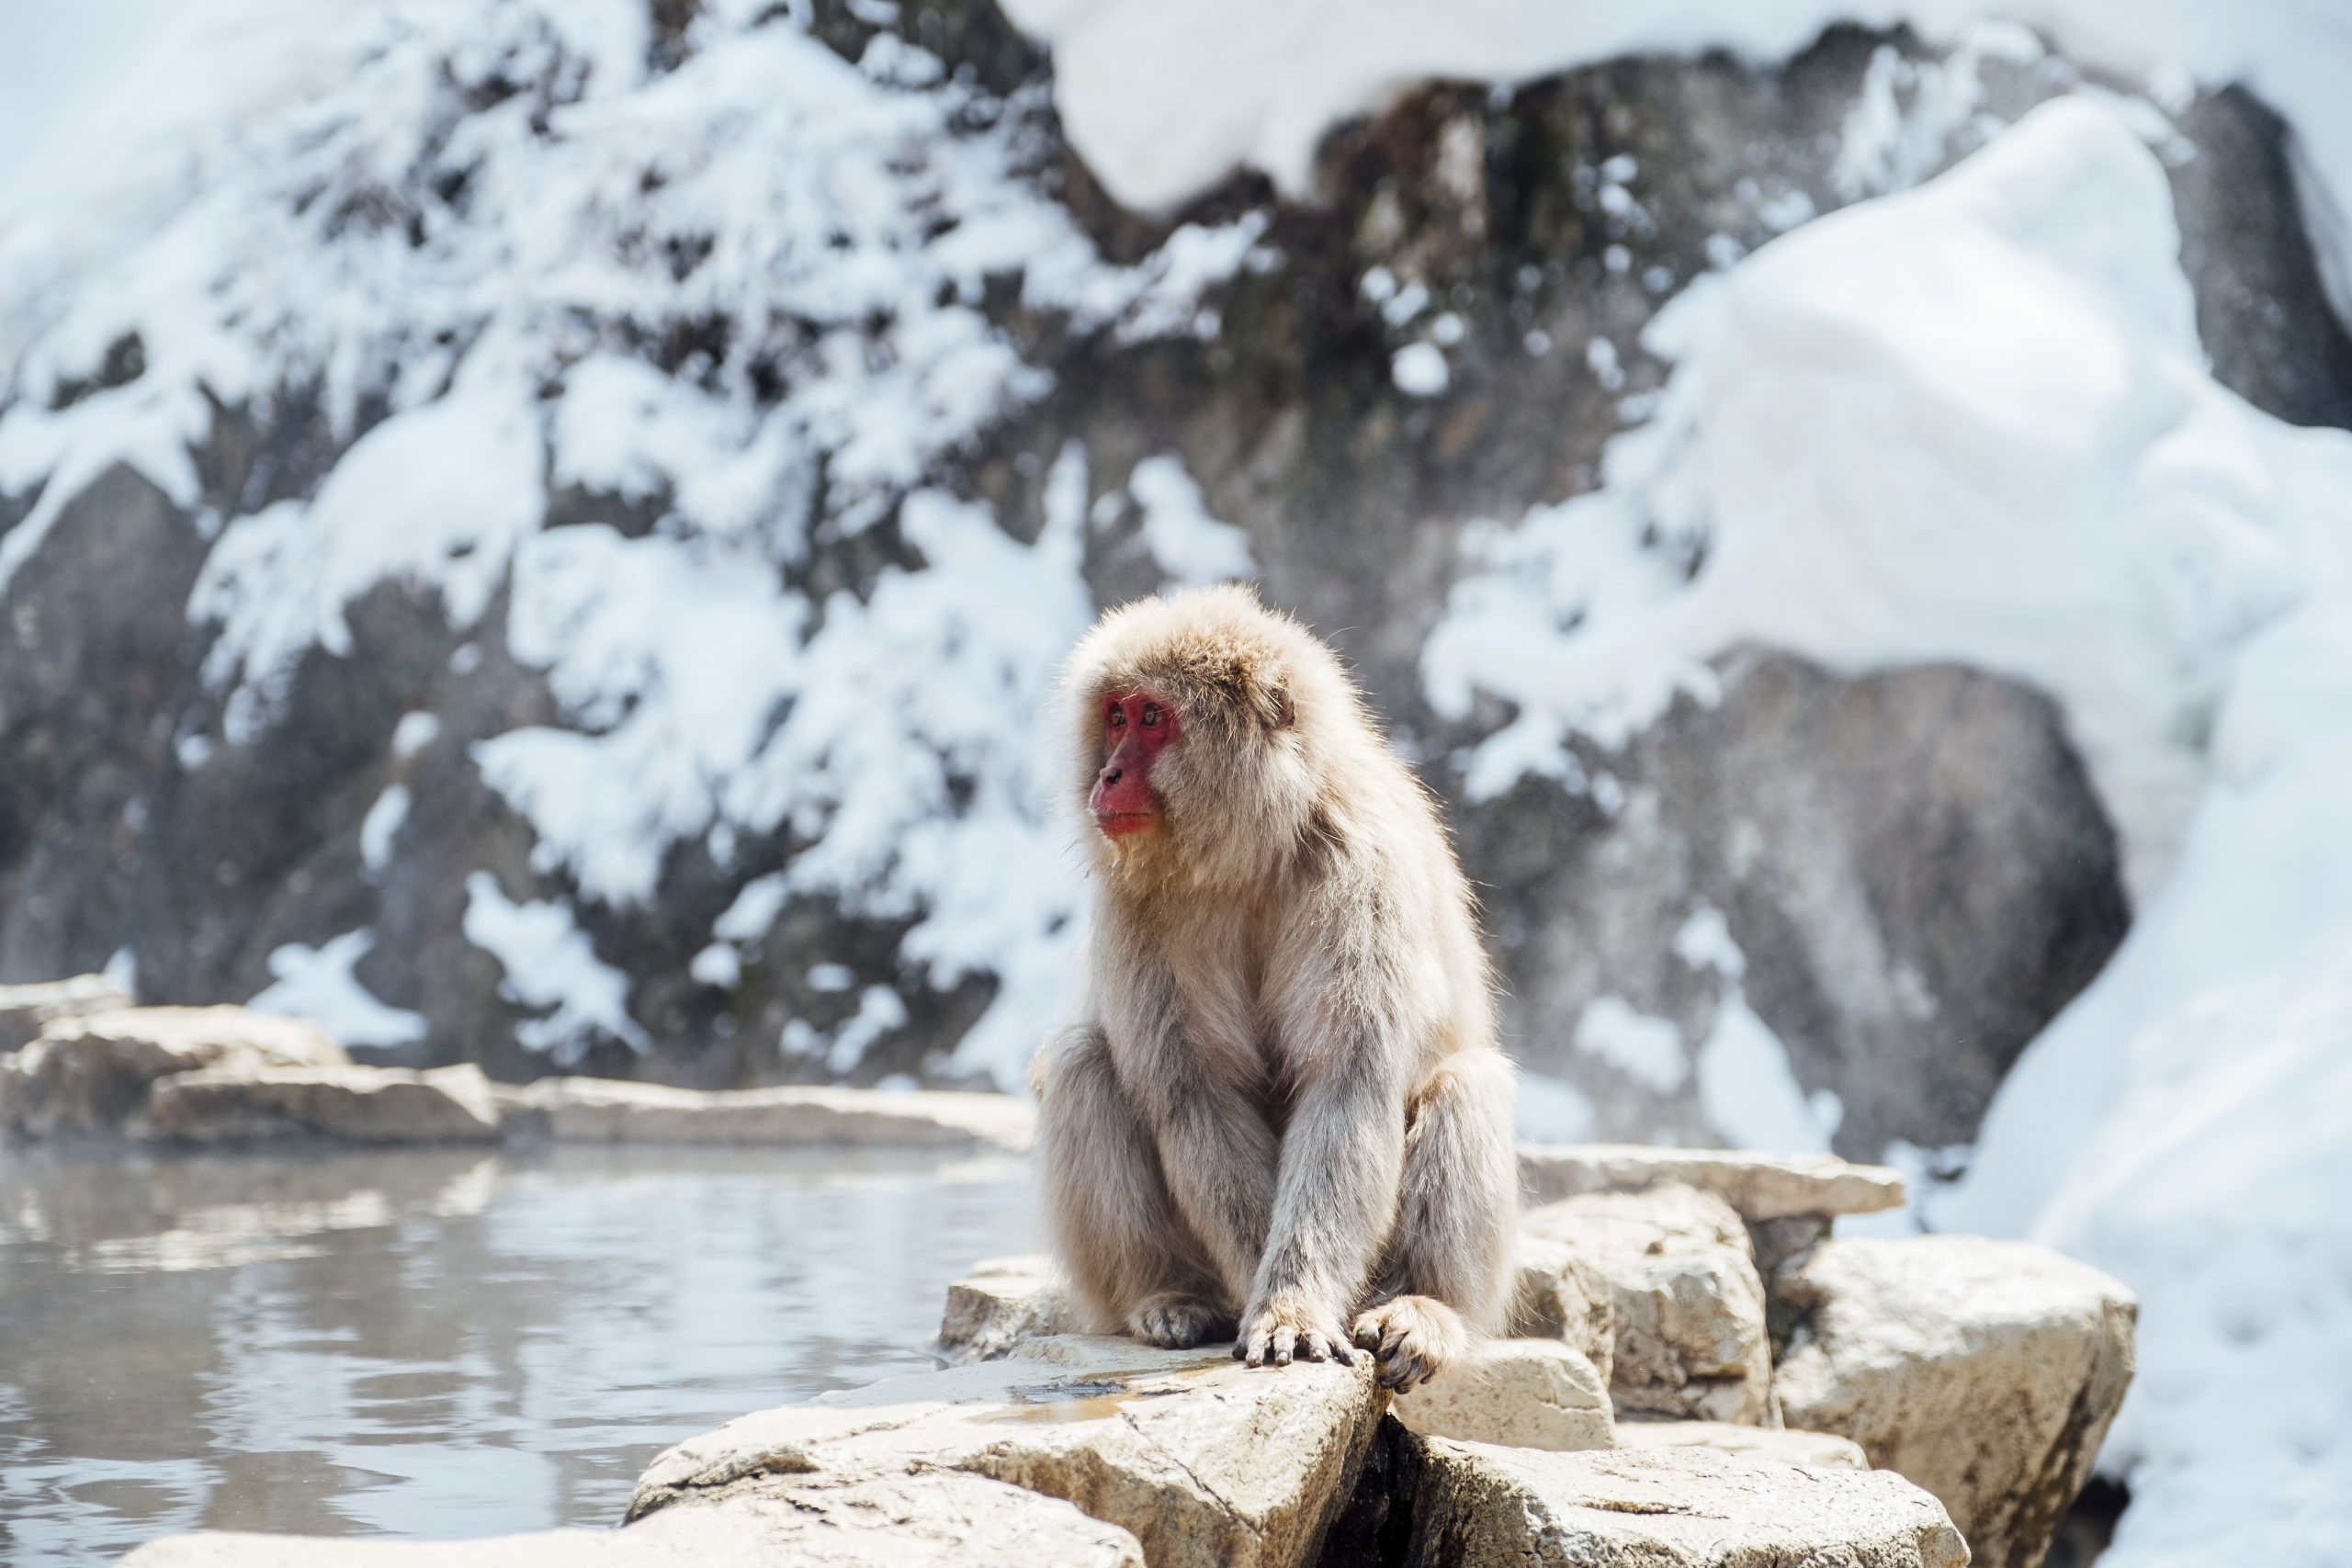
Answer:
[
  {"left": 0, "top": 974, "right": 134, "bottom": 1052},
  {"left": 1362, "top": 1438, "right": 1968, "bottom": 1568},
  {"left": 0, "top": 999, "right": 1032, "bottom": 1153},
  {"left": 1520, "top": 1142, "right": 1906, "bottom": 1220}
]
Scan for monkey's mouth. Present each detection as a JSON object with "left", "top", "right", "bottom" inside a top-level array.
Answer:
[{"left": 1092, "top": 811, "right": 1157, "bottom": 839}]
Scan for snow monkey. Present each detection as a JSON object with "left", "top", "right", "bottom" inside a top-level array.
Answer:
[{"left": 1032, "top": 583, "right": 1518, "bottom": 1391}]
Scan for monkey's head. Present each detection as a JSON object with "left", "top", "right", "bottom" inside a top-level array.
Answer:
[{"left": 1063, "top": 584, "right": 1356, "bottom": 891}]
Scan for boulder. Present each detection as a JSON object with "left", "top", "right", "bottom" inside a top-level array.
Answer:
[
  {"left": 0, "top": 1006, "right": 345, "bottom": 1137},
  {"left": 1376, "top": 1438, "right": 1968, "bottom": 1567},
  {"left": 936, "top": 1254, "right": 1076, "bottom": 1360},
  {"left": 121, "top": 1474, "right": 1144, "bottom": 1566},
  {"left": 1773, "top": 1235, "right": 2137, "bottom": 1568},
  {"left": 144, "top": 1064, "right": 505, "bottom": 1145},
  {"left": 1519, "top": 1144, "right": 1905, "bottom": 1220},
  {"left": 630, "top": 1335, "right": 1382, "bottom": 1568},
  {"left": 1506, "top": 1234, "right": 1617, "bottom": 1382},
  {"left": 1522, "top": 1185, "right": 1771, "bottom": 1424},
  {"left": 0, "top": 974, "right": 133, "bottom": 1052},
  {"left": 497, "top": 1077, "right": 1034, "bottom": 1153},
  {"left": 1613, "top": 1419, "right": 1867, "bottom": 1470},
  {"left": 1391, "top": 1338, "right": 1611, "bottom": 1451}
]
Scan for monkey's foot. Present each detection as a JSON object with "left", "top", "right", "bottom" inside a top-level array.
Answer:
[
  {"left": 1127, "top": 1293, "right": 1235, "bottom": 1349},
  {"left": 1235, "top": 1294, "right": 1356, "bottom": 1370},
  {"left": 1351, "top": 1295, "right": 1465, "bottom": 1392}
]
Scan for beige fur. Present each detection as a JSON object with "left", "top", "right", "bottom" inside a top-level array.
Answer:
[{"left": 1032, "top": 584, "right": 1518, "bottom": 1390}]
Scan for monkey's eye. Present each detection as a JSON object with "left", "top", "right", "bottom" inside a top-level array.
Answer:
[
  {"left": 1140, "top": 704, "right": 1161, "bottom": 728},
  {"left": 1106, "top": 705, "right": 1125, "bottom": 728}
]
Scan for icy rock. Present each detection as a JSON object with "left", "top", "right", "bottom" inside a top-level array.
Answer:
[
  {"left": 936, "top": 1254, "right": 1076, "bottom": 1360},
  {"left": 1614, "top": 1419, "right": 1868, "bottom": 1470},
  {"left": 0, "top": 975, "right": 133, "bottom": 1053},
  {"left": 1382, "top": 1438, "right": 1967, "bottom": 1567},
  {"left": 1391, "top": 1337, "right": 1612, "bottom": 1451},
  {"left": 629, "top": 1335, "right": 1381, "bottom": 1568},
  {"left": 0, "top": 1007, "right": 346, "bottom": 1137},
  {"left": 1773, "top": 1235, "right": 2136, "bottom": 1568},
  {"left": 145, "top": 1064, "right": 504, "bottom": 1145},
  {"left": 1519, "top": 1143, "right": 1905, "bottom": 1220},
  {"left": 1523, "top": 1185, "right": 1772, "bottom": 1424},
  {"left": 496, "top": 1077, "right": 1033, "bottom": 1153},
  {"left": 121, "top": 1473, "right": 1143, "bottom": 1566}
]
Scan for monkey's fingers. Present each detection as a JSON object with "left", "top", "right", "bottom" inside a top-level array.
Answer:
[
  {"left": 1270, "top": 1325, "right": 1297, "bottom": 1366},
  {"left": 1241, "top": 1327, "right": 1273, "bottom": 1368},
  {"left": 1295, "top": 1328, "right": 1354, "bottom": 1366}
]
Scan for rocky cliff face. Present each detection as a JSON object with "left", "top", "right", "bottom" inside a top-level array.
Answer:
[{"left": 5, "top": 1, "right": 2348, "bottom": 1163}]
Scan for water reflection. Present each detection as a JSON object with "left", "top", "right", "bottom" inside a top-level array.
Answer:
[{"left": 0, "top": 1143, "right": 1034, "bottom": 1564}]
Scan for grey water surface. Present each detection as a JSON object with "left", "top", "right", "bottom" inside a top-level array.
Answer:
[{"left": 0, "top": 1142, "right": 1033, "bottom": 1564}]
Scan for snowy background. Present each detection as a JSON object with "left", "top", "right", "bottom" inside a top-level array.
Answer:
[{"left": 5, "top": 1, "right": 2351, "bottom": 1562}]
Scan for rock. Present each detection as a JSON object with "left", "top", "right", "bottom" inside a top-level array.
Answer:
[
  {"left": 0, "top": 974, "right": 133, "bottom": 1052},
  {"left": 145, "top": 1064, "right": 505, "bottom": 1145},
  {"left": 1522, "top": 1185, "right": 1771, "bottom": 1424},
  {"left": 1518, "top": 1144, "right": 1905, "bottom": 1220},
  {"left": 1614, "top": 1419, "right": 1868, "bottom": 1471},
  {"left": 0, "top": 1006, "right": 346, "bottom": 1137},
  {"left": 1391, "top": 1338, "right": 1611, "bottom": 1451},
  {"left": 936, "top": 1254, "right": 1076, "bottom": 1360},
  {"left": 121, "top": 1474, "right": 1144, "bottom": 1566},
  {"left": 1773, "top": 1235, "right": 2137, "bottom": 1568},
  {"left": 496, "top": 1077, "right": 1034, "bottom": 1153},
  {"left": 1380, "top": 1438, "right": 1968, "bottom": 1567},
  {"left": 1506, "top": 1235, "right": 1616, "bottom": 1382},
  {"left": 630, "top": 1335, "right": 1382, "bottom": 1568}
]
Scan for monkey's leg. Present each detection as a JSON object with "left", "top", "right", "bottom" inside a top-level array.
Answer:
[
  {"left": 1033, "top": 1024, "right": 1235, "bottom": 1347},
  {"left": 1352, "top": 1047, "right": 1519, "bottom": 1390}
]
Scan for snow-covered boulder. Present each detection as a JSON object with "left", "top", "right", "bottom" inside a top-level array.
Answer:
[
  {"left": 0, "top": 974, "right": 132, "bottom": 1052},
  {"left": 1522, "top": 1186, "right": 1772, "bottom": 1424},
  {"left": 628, "top": 1336, "right": 1383, "bottom": 1568},
  {"left": 0, "top": 1006, "right": 345, "bottom": 1137},
  {"left": 1773, "top": 1235, "right": 2138, "bottom": 1568},
  {"left": 145, "top": 1064, "right": 504, "bottom": 1145},
  {"left": 1375, "top": 1438, "right": 1966, "bottom": 1568}
]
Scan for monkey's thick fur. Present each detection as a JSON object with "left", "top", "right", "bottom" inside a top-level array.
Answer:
[{"left": 1033, "top": 584, "right": 1518, "bottom": 1390}]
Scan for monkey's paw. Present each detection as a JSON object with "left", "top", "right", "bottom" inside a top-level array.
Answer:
[
  {"left": 1351, "top": 1295, "right": 1466, "bottom": 1392},
  {"left": 1127, "top": 1293, "right": 1235, "bottom": 1349},
  {"left": 1235, "top": 1294, "right": 1356, "bottom": 1370}
]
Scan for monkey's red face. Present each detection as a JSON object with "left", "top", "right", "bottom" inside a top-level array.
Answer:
[{"left": 1091, "top": 689, "right": 1179, "bottom": 839}]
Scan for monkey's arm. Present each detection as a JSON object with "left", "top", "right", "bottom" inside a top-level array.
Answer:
[
  {"left": 1237, "top": 1002, "right": 1410, "bottom": 1369},
  {"left": 1122, "top": 1014, "right": 1281, "bottom": 1308}
]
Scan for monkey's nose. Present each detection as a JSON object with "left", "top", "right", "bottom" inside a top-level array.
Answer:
[{"left": 1101, "top": 766, "right": 1123, "bottom": 785}]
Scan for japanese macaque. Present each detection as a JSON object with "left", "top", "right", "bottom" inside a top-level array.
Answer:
[{"left": 1031, "top": 584, "right": 1518, "bottom": 1390}]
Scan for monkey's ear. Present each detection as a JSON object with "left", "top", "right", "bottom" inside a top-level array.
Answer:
[{"left": 1269, "top": 685, "right": 1295, "bottom": 728}]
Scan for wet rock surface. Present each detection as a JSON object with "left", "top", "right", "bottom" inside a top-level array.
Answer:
[
  {"left": 0, "top": 1006, "right": 346, "bottom": 1137},
  {"left": 1773, "top": 1235, "right": 2139, "bottom": 1568},
  {"left": 145, "top": 1064, "right": 506, "bottom": 1145},
  {"left": 630, "top": 1336, "right": 1385, "bottom": 1568}
]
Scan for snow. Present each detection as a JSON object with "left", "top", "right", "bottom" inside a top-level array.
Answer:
[
  {"left": 358, "top": 785, "right": 411, "bottom": 875},
  {"left": 994, "top": 0, "right": 2352, "bottom": 329},
  {"left": 1422, "top": 97, "right": 2352, "bottom": 1565},
  {"left": 1571, "top": 997, "right": 1686, "bottom": 1094},
  {"left": 249, "top": 930, "right": 428, "bottom": 1049},
  {"left": 1389, "top": 343, "right": 1450, "bottom": 398},
  {"left": 461, "top": 872, "right": 650, "bottom": 1063},
  {"left": 1123, "top": 456, "right": 1257, "bottom": 585}
]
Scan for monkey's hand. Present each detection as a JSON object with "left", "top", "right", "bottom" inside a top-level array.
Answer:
[
  {"left": 1234, "top": 1293, "right": 1356, "bottom": 1370},
  {"left": 1351, "top": 1295, "right": 1466, "bottom": 1392}
]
